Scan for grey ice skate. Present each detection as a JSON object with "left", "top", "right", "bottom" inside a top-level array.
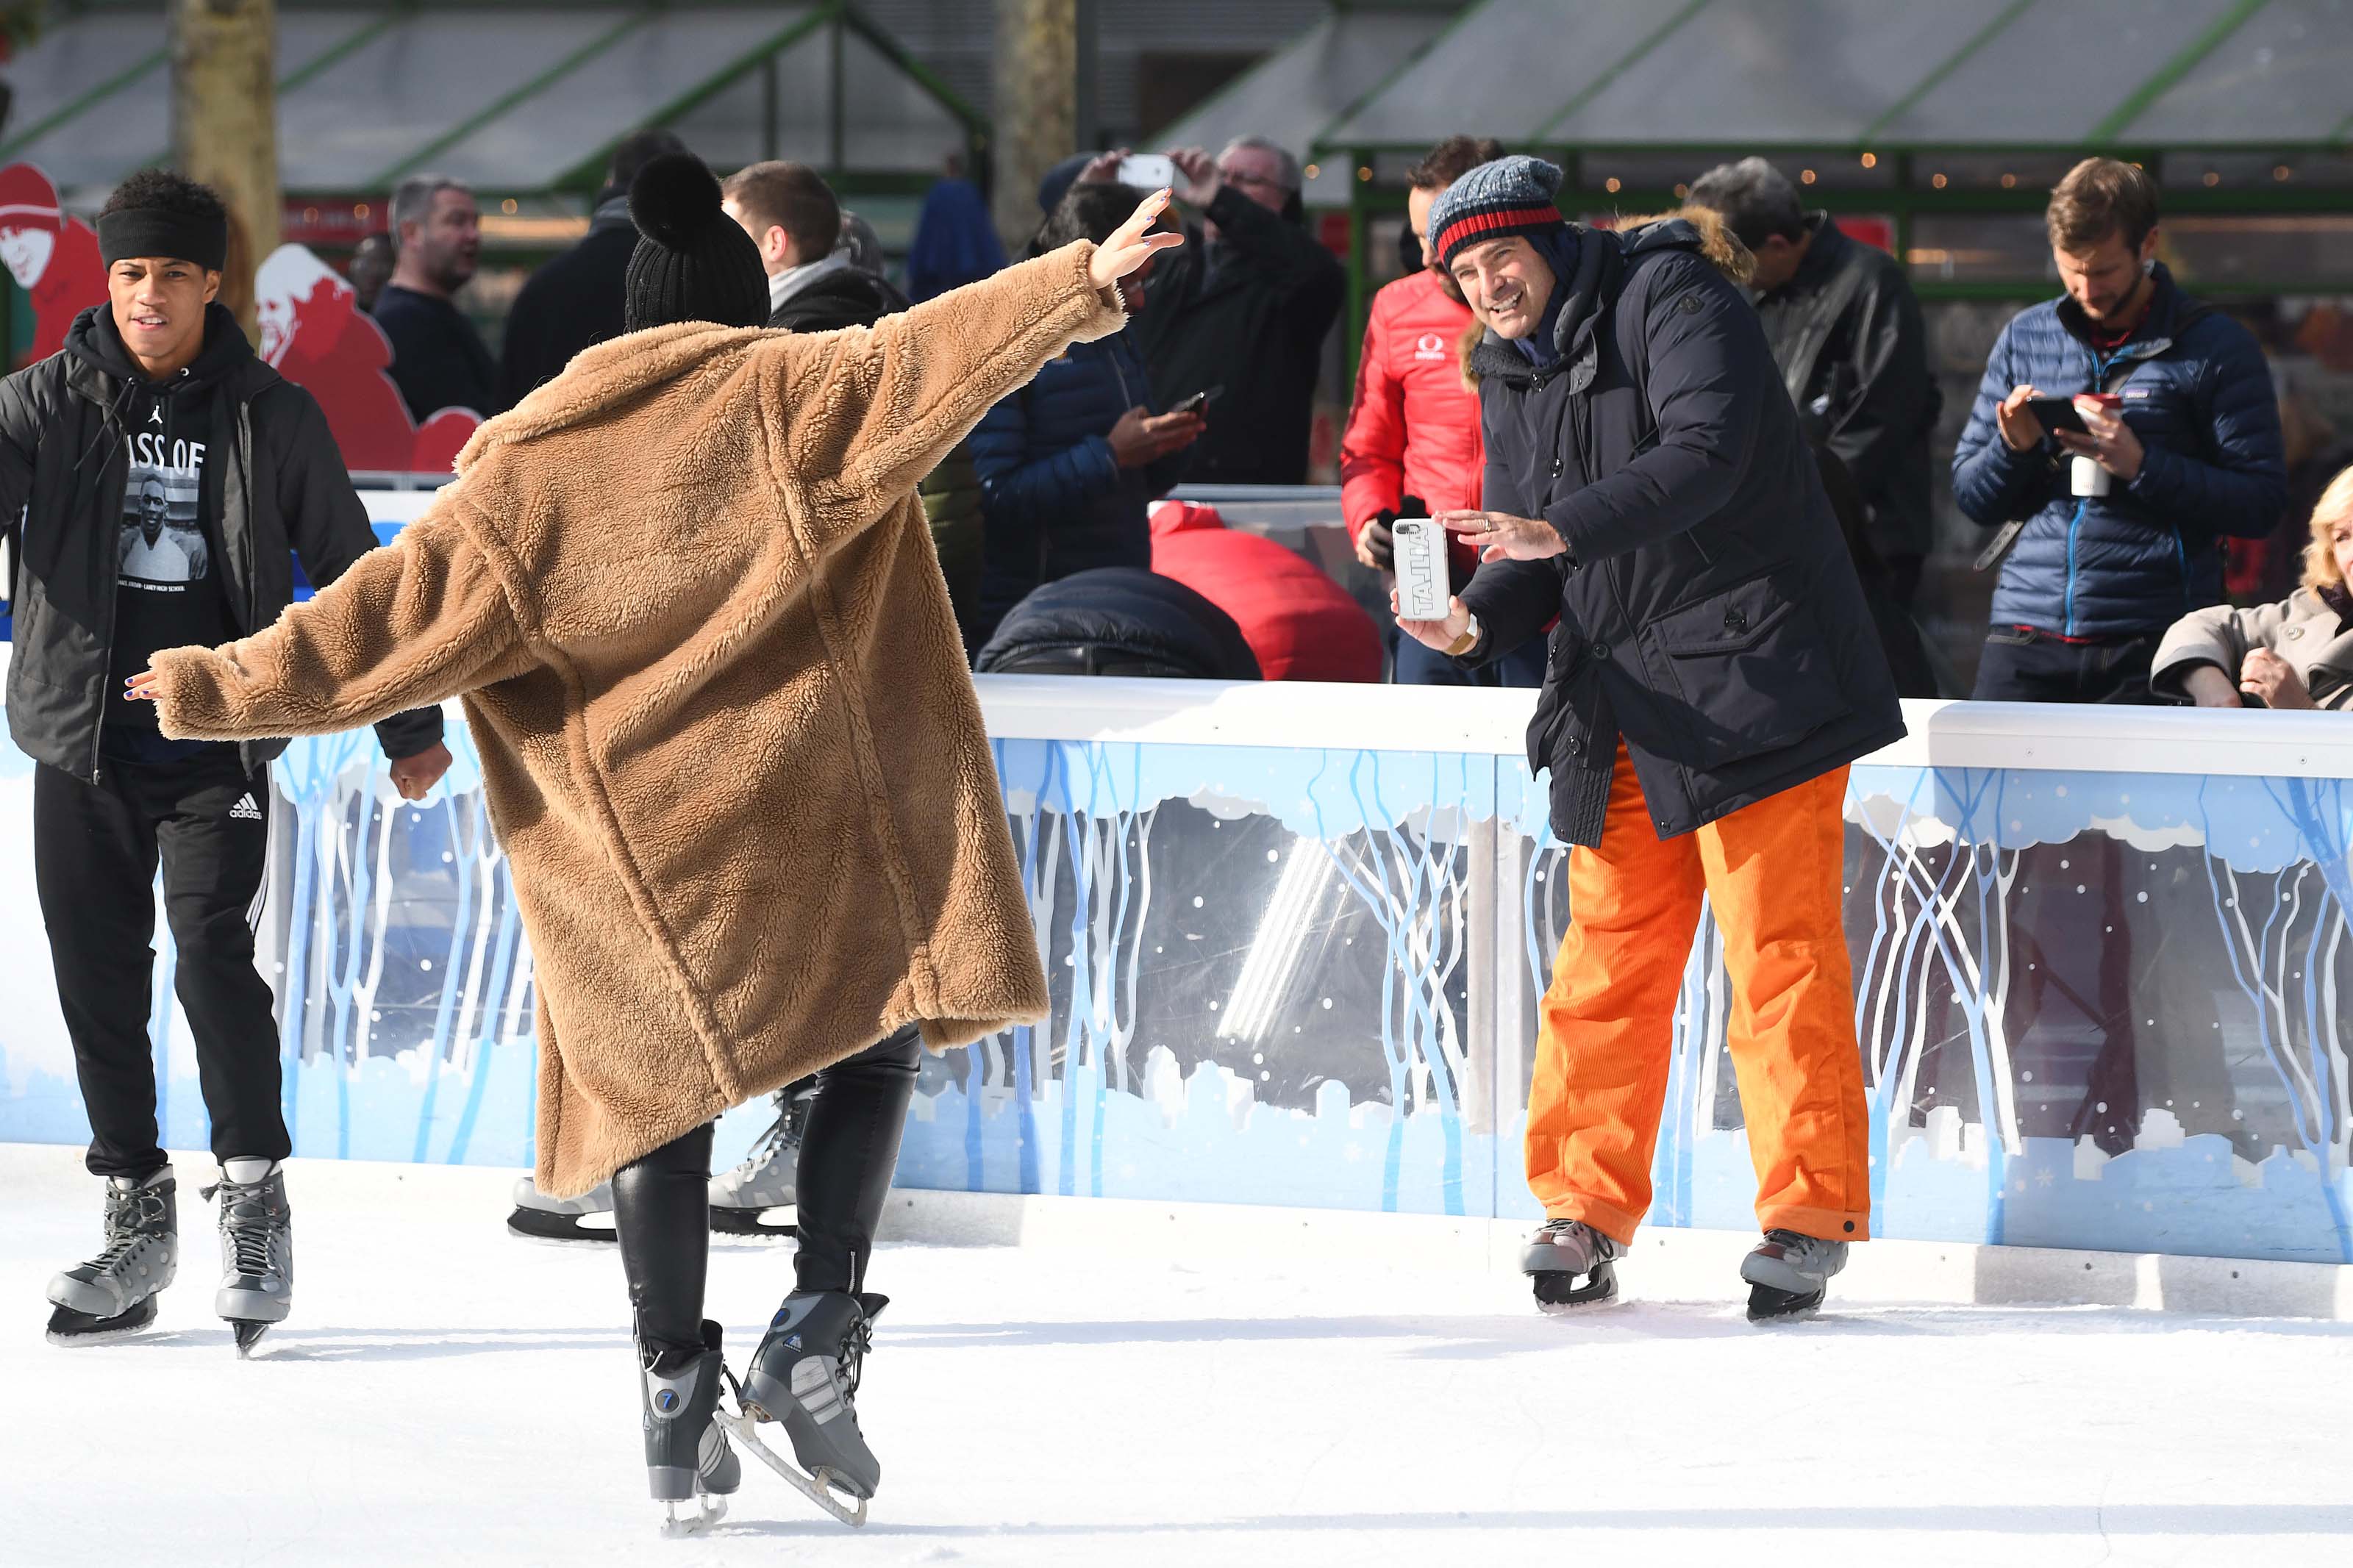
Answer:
[
  {"left": 205, "top": 1159, "right": 292, "bottom": 1356},
  {"left": 505, "top": 1177, "right": 616, "bottom": 1245},
  {"left": 1523, "top": 1217, "right": 1621, "bottom": 1311},
  {"left": 1740, "top": 1228, "right": 1849, "bottom": 1322},
  {"left": 707, "top": 1086, "right": 813, "bottom": 1236},
  {"left": 726, "top": 1289, "right": 885, "bottom": 1525},
  {"left": 46, "top": 1166, "right": 178, "bottom": 1345},
  {"left": 641, "top": 1320, "right": 741, "bottom": 1536}
]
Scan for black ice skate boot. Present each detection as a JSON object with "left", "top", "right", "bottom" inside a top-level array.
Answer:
[
  {"left": 205, "top": 1158, "right": 292, "bottom": 1356},
  {"left": 46, "top": 1167, "right": 178, "bottom": 1345},
  {"left": 504, "top": 1177, "right": 616, "bottom": 1245},
  {"left": 743, "top": 1290, "right": 887, "bottom": 1503},
  {"left": 1523, "top": 1217, "right": 1621, "bottom": 1311},
  {"left": 641, "top": 1320, "right": 741, "bottom": 1535},
  {"left": 707, "top": 1086, "right": 813, "bottom": 1237},
  {"left": 1740, "top": 1229, "right": 1849, "bottom": 1322}
]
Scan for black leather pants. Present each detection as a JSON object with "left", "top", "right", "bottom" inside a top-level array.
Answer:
[{"left": 613, "top": 1025, "right": 923, "bottom": 1355}]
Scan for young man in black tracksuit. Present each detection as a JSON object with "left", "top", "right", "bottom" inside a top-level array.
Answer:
[{"left": 0, "top": 172, "right": 450, "bottom": 1347}]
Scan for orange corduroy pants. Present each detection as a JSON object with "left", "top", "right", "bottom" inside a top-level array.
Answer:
[{"left": 1526, "top": 745, "right": 1871, "bottom": 1246}]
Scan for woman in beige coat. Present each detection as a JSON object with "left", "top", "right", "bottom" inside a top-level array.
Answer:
[
  {"left": 2154, "top": 464, "right": 2353, "bottom": 709},
  {"left": 130, "top": 155, "right": 1179, "bottom": 1524}
]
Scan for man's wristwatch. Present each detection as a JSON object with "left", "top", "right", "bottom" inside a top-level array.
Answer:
[{"left": 1444, "top": 614, "right": 1482, "bottom": 659}]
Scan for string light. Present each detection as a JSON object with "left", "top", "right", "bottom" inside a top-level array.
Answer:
[
  {"left": 1860, "top": 151, "right": 1877, "bottom": 169},
  {"left": 1799, "top": 168, "right": 1817, "bottom": 185},
  {"left": 2274, "top": 164, "right": 2293, "bottom": 182},
  {"left": 1604, "top": 176, "right": 1621, "bottom": 193},
  {"left": 1930, "top": 172, "right": 1948, "bottom": 190},
  {"left": 2203, "top": 171, "right": 2221, "bottom": 187},
  {"left": 1303, "top": 162, "right": 1319, "bottom": 179},
  {"left": 1999, "top": 173, "right": 2017, "bottom": 189}
]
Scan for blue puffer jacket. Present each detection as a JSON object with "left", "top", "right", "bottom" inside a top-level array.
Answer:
[
  {"left": 970, "top": 331, "right": 1187, "bottom": 641},
  {"left": 1952, "top": 267, "right": 2285, "bottom": 639}
]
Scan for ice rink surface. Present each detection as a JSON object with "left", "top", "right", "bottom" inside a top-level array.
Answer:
[{"left": 6, "top": 1142, "right": 2353, "bottom": 1568}]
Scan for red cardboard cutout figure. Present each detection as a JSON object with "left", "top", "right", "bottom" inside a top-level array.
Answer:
[
  {"left": 0, "top": 162, "right": 107, "bottom": 367},
  {"left": 257, "top": 243, "right": 479, "bottom": 474}
]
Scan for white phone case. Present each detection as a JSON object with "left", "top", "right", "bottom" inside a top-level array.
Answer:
[{"left": 1391, "top": 518, "right": 1447, "bottom": 622}]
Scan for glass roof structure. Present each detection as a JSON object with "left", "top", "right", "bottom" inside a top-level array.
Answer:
[
  {"left": 1317, "top": 0, "right": 2353, "bottom": 152},
  {"left": 0, "top": 2, "right": 982, "bottom": 197}
]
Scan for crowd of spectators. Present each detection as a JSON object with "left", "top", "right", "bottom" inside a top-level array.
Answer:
[{"left": 323, "top": 128, "right": 2340, "bottom": 704}]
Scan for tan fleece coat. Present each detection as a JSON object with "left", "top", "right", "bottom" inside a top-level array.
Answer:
[{"left": 150, "top": 243, "right": 1126, "bottom": 1196}]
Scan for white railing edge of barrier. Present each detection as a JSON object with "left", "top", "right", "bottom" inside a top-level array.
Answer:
[{"left": 971, "top": 678, "right": 2353, "bottom": 782}]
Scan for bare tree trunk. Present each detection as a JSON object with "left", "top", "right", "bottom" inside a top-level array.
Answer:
[
  {"left": 992, "top": 0, "right": 1076, "bottom": 258},
  {"left": 171, "top": 0, "right": 279, "bottom": 339}
]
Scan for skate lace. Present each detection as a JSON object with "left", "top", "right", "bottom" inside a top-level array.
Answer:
[
  {"left": 88, "top": 1186, "right": 165, "bottom": 1270},
  {"left": 838, "top": 1315, "right": 874, "bottom": 1403},
  {"left": 735, "top": 1098, "right": 810, "bottom": 1175},
  {"left": 202, "top": 1179, "right": 280, "bottom": 1278}
]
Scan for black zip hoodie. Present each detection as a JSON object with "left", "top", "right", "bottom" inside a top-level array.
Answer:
[
  {"left": 0, "top": 302, "right": 443, "bottom": 781},
  {"left": 73, "top": 307, "right": 248, "bottom": 758}
]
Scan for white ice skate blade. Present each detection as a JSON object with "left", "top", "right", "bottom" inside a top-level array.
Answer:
[
  {"left": 713, "top": 1408, "right": 868, "bottom": 1528},
  {"left": 659, "top": 1496, "right": 727, "bottom": 1538}
]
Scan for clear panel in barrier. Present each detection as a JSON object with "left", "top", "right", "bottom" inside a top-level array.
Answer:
[{"left": 898, "top": 739, "right": 1524, "bottom": 1217}]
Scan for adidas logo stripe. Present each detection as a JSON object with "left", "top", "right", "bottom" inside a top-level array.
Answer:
[{"left": 229, "top": 793, "right": 263, "bottom": 821}]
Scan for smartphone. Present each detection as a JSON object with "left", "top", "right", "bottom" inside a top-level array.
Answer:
[
  {"left": 1390, "top": 518, "right": 1449, "bottom": 623},
  {"left": 2025, "top": 393, "right": 2119, "bottom": 437},
  {"left": 1169, "top": 385, "right": 1223, "bottom": 417},
  {"left": 1118, "top": 153, "right": 1175, "bottom": 191}
]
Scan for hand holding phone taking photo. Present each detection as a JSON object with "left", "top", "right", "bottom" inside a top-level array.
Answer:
[
  {"left": 1390, "top": 518, "right": 1449, "bottom": 622},
  {"left": 1118, "top": 154, "right": 1176, "bottom": 191}
]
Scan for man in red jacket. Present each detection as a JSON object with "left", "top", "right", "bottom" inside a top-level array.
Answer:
[{"left": 1341, "top": 137, "right": 1543, "bottom": 687}]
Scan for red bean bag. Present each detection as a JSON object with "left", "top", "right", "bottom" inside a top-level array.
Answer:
[{"left": 1148, "top": 501, "right": 1382, "bottom": 683}]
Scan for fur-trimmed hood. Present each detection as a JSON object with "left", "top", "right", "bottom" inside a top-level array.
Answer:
[{"left": 152, "top": 243, "right": 1126, "bottom": 1195}]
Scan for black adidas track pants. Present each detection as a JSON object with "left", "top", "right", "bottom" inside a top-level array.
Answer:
[{"left": 34, "top": 748, "right": 289, "bottom": 1177}]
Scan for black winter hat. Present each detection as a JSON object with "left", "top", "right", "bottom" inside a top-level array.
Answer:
[{"left": 623, "top": 153, "right": 769, "bottom": 333}]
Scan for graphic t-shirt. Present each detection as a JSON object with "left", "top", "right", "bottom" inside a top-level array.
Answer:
[{"left": 104, "top": 378, "right": 237, "bottom": 754}]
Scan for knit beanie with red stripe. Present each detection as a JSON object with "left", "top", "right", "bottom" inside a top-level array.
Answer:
[{"left": 1427, "top": 154, "right": 1567, "bottom": 270}]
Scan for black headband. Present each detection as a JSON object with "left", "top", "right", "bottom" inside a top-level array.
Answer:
[{"left": 97, "top": 208, "right": 229, "bottom": 272}]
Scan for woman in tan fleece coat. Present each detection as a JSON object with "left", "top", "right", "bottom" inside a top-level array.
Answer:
[{"left": 132, "top": 154, "right": 1181, "bottom": 1523}]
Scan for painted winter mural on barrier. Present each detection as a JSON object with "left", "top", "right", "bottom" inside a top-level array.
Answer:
[{"left": 1, "top": 678, "right": 2350, "bottom": 1264}]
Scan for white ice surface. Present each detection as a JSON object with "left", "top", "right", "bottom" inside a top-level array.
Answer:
[{"left": 6, "top": 1141, "right": 2353, "bottom": 1568}]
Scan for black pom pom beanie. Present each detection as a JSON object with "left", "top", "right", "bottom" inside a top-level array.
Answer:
[{"left": 622, "top": 152, "right": 769, "bottom": 334}]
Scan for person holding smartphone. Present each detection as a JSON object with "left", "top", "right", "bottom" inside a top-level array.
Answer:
[
  {"left": 968, "top": 181, "right": 1202, "bottom": 645},
  {"left": 1953, "top": 158, "right": 2285, "bottom": 704}
]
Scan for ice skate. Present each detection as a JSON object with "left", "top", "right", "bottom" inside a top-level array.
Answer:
[
  {"left": 707, "top": 1086, "right": 812, "bottom": 1237},
  {"left": 505, "top": 1177, "right": 617, "bottom": 1245},
  {"left": 46, "top": 1166, "right": 178, "bottom": 1346},
  {"left": 724, "top": 1289, "right": 886, "bottom": 1525},
  {"left": 640, "top": 1320, "right": 741, "bottom": 1536},
  {"left": 204, "top": 1159, "right": 291, "bottom": 1356},
  {"left": 1740, "top": 1228, "right": 1848, "bottom": 1322},
  {"left": 1523, "top": 1217, "right": 1620, "bottom": 1311}
]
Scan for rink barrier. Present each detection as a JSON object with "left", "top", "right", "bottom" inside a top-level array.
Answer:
[{"left": 8, "top": 647, "right": 2353, "bottom": 1270}]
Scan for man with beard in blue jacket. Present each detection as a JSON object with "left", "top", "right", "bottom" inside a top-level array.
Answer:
[{"left": 1954, "top": 157, "right": 2285, "bottom": 704}]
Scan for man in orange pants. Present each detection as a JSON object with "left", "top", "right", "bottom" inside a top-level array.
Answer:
[{"left": 1398, "top": 155, "right": 1902, "bottom": 1318}]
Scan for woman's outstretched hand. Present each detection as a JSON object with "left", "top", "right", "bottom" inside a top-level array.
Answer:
[{"left": 1087, "top": 190, "right": 1184, "bottom": 293}]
